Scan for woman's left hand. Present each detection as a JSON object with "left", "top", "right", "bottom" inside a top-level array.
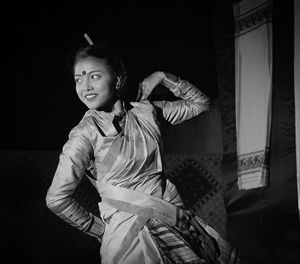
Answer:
[{"left": 137, "top": 71, "right": 165, "bottom": 101}]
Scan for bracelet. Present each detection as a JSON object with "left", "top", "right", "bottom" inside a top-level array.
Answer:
[{"left": 162, "top": 73, "right": 180, "bottom": 89}]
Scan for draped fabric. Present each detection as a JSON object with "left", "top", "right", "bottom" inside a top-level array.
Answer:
[
  {"left": 212, "top": 1, "right": 237, "bottom": 199},
  {"left": 214, "top": 1, "right": 300, "bottom": 263},
  {"left": 234, "top": 0, "right": 273, "bottom": 190},
  {"left": 295, "top": 0, "right": 300, "bottom": 219}
]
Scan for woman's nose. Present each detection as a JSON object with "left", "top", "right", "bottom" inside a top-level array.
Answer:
[{"left": 83, "top": 79, "right": 93, "bottom": 91}]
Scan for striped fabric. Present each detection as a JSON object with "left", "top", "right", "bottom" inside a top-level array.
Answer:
[
  {"left": 147, "top": 219, "right": 213, "bottom": 263},
  {"left": 146, "top": 211, "right": 244, "bottom": 264}
]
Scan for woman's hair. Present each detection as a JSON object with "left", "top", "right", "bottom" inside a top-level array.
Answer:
[{"left": 73, "top": 41, "right": 127, "bottom": 89}]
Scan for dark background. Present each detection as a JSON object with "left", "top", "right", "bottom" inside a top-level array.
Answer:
[{"left": 3, "top": 2, "right": 221, "bottom": 151}]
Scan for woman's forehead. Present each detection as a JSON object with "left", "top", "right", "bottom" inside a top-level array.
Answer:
[{"left": 74, "top": 57, "right": 109, "bottom": 74}]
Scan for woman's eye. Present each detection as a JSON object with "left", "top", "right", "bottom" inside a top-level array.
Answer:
[
  {"left": 75, "top": 78, "right": 82, "bottom": 84},
  {"left": 91, "top": 74, "right": 101, "bottom": 80}
]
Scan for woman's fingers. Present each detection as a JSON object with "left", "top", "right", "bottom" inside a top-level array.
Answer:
[
  {"left": 137, "top": 72, "right": 164, "bottom": 101},
  {"left": 138, "top": 81, "right": 151, "bottom": 101}
]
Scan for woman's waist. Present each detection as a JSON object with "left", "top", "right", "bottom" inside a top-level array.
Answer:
[
  {"left": 100, "top": 171, "right": 162, "bottom": 194},
  {"left": 96, "top": 177, "right": 183, "bottom": 223},
  {"left": 100, "top": 174, "right": 182, "bottom": 201}
]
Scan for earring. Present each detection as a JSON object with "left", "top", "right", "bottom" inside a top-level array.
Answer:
[{"left": 116, "top": 78, "right": 121, "bottom": 90}]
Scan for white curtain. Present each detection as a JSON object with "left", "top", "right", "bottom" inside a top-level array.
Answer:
[{"left": 234, "top": 0, "right": 273, "bottom": 190}]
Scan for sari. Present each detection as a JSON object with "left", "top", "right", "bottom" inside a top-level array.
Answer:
[{"left": 46, "top": 79, "right": 242, "bottom": 263}]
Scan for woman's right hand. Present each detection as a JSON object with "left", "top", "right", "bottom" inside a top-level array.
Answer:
[{"left": 136, "top": 71, "right": 165, "bottom": 101}]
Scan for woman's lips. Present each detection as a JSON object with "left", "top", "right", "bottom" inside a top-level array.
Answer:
[{"left": 85, "top": 93, "right": 97, "bottom": 100}]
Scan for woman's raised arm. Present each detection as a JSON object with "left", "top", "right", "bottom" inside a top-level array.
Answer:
[{"left": 138, "top": 71, "right": 210, "bottom": 125}]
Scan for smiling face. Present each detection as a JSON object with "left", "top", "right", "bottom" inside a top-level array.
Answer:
[{"left": 74, "top": 56, "right": 117, "bottom": 110}]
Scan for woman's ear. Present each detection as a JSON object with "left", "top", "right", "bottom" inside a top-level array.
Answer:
[{"left": 116, "top": 77, "right": 121, "bottom": 90}]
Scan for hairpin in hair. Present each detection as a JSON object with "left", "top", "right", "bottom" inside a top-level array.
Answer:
[{"left": 83, "top": 33, "right": 94, "bottom": 46}]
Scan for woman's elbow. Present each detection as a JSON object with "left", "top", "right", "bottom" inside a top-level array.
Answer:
[
  {"left": 45, "top": 189, "right": 60, "bottom": 213},
  {"left": 46, "top": 191, "right": 54, "bottom": 210}
]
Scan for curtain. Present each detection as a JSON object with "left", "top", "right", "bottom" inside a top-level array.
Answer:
[
  {"left": 295, "top": 0, "right": 300, "bottom": 219},
  {"left": 234, "top": 0, "right": 273, "bottom": 190},
  {"left": 214, "top": 1, "right": 300, "bottom": 262}
]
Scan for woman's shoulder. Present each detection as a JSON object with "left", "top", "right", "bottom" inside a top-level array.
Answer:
[
  {"left": 68, "top": 111, "right": 96, "bottom": 138},
  {"left": 128, "top": 101, "right": 163, "bottom": 127}
]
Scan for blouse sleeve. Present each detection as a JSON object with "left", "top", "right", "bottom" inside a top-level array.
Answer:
[
  {"left": 46, "top": 123, "right": 104, "bottom": 241},
  {"left": 153, "top": 73, "right": 210, "bottom": 125}
]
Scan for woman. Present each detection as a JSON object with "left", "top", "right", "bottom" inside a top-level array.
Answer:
[{"left": 46, "top": 41, "right": 238, "bottom": 264}]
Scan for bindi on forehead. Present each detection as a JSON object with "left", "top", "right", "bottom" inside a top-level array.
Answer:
[{"left": 82, "top": 70, "right": 86, "bottom": 75}]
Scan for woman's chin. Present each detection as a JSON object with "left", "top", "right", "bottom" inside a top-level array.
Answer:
[{"left": 85, "top": 101, "right": 102, "bottom": 110}]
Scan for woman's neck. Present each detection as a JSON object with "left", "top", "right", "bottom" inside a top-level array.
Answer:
[
  {"left": 110, "top": 99, "right": 123, "bottom": 116},
  {"left": 97, "top": 96, "right": 123, "bottom": 115}
]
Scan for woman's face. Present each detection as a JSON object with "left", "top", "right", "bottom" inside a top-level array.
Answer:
[{"left": 74, "top": 56, "right": 116, "bottom": 110}]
